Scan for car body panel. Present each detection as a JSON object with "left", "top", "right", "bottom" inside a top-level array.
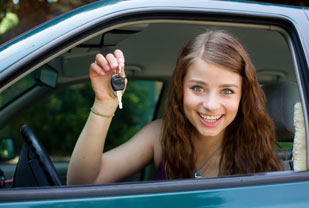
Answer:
[
  {"left": 2, "top": 180, "right": 309, "bottom": 207},
  {"left": 2, "top": 171, "right": 309, "bottom": 206}
]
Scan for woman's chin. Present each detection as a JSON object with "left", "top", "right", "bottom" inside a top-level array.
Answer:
[{"left": 197, "top": 129, "right": 222, "bottom": 138}]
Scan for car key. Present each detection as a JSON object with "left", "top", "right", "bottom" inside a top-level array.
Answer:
[{"left": 111, "top": 66, "right": 125, "bottom": 109}]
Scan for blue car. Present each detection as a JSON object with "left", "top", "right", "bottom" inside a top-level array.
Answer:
[{"left": 0, "top": 0, "right": 309, "bottom": 207}]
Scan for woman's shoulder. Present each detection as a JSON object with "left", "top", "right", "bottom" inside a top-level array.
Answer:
[
  {"left": 148, "top": 118, "right": 163, "bottom": 129},
  {"left": 139, "top": 118, "right": 164, "bottom": 135},
  {"left": 142, "top": 118, "right": 164, "bottom": 143},
  {"left": 135, "top": 118, "right": 163, "bottom": 144}
]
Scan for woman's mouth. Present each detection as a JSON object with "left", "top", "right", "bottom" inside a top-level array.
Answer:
[
  {"left": 198, "top": 113, "right": 222, "bottom": 122},
  {"left": 198, "top": 113, "right": 222, "bottom": 127}
]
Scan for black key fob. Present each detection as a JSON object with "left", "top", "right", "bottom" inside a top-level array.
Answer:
[{"left": 111, "top": 73, "right": 125, "bottom": 91}]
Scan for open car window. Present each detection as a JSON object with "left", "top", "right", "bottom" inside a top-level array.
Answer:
[{"left": 0, "top": 20, "right": 303, "bottom": 183}]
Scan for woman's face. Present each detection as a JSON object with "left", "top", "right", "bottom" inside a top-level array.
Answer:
[{"left": 183, "top": 58, "right": 242, "bottom": 139}]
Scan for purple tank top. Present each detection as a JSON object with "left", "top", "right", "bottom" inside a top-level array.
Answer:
[{"left": 155, "top": 160, "right": 166, "bottom": 180}]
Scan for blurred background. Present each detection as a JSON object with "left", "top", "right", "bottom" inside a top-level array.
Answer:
[
  {"left": 0, "top": 0, "right": 96, "bottom": 45},
  {"left": 0, "top": 0, "right": 308, "bottom": 46}
]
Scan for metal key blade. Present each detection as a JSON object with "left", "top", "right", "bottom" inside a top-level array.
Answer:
[{"left": 116, "top": 90, "right": 123, "bottom": 109}]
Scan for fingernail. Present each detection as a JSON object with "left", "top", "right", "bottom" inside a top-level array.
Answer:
[
  {"left": 105, "top": 65, "right": 111, "bottom": 71},
  {"left": 118, "top": 58, "right": 124, "bottom": 63}
]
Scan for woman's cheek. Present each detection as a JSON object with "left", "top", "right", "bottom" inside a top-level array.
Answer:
[{"left": 226, "top": 97, "right": 241, "bottom": 116}]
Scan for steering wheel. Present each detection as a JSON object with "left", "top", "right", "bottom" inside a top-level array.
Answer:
[{"left": 12, "top": 124, "right": 62, "bottom": 187}]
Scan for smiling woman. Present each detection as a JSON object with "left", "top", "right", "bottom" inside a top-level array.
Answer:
[
  {"left": 161, "top": 31, "right": 283, "bottom": 179},
  {"left": 67, "top": 30, "right": 283, "bottom": 185},
  {"left": 183, "top": 60, "right": 242, "bottom": 178}
]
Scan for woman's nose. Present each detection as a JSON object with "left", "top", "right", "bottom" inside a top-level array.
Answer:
[{"left": 203, "top": 92, "right": 220, "bottom": 110}]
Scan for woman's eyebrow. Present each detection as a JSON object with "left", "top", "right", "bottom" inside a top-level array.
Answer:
[
  {"left": 188, "top": 79, "right": 240, "bottom": 88},
  {"left": 188, "top": 79, "right": 206, "bottom": 85},
  {"left": 219, "top": 84, "right": 240, "bottom": 89}
]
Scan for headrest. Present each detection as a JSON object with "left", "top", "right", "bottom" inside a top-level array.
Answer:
[{"left": 262, "top": 82, "right": 300, "bottom": 142}]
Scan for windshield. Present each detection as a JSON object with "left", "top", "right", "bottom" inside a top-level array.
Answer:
[{"left": 0, "top": 71, "right": 36, "bottom": 109}]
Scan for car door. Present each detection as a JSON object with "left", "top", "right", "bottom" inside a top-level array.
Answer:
[{"left": 1, "top": 0, "right": 309, "bottom": 207}]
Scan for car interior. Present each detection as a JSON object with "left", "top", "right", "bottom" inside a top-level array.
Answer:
[{"left": 0, "top": 20, "right": 303, "bottom": 187}]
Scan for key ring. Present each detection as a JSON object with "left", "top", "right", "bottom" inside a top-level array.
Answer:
[
  {"left": 115, "top": 64, "right": 122, "bottom": 74},
  {"left": 113, "top": 64, "right": 126, "bottom": 79}
]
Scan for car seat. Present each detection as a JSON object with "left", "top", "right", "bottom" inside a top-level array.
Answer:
[{"left": 262, "top": 81, "right": 300, "bottom": 170}]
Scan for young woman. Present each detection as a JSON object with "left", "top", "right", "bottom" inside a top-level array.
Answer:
[{"left": 67, "top": 31, "right": 282, "bottom": 184}]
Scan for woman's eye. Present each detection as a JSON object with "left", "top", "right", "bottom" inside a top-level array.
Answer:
[
  {"left": 191, "top": 86, "right": 204, "bottom": 92},
  {"left": 222, "top": 89, "right": 233, "bottom": 94}
]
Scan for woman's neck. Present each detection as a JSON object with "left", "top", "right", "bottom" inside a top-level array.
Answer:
[
  {"left": 193, "top": 132, "right": 224, "bottom": 177},
  {"left": 193, "top": 132, "right": 224, "bottom": 158}
]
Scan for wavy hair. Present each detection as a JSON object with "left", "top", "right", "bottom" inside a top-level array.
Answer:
[{"left": 161, "top": 31, "right": 282, "bottom": 179}]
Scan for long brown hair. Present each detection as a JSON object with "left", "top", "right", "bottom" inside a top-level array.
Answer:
[{"left": 161, "top": 31, "right": 282, "bottom": 179}]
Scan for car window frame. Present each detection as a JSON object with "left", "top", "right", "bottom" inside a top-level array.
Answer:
[
  {"left": 1, "top": 6, "right": 309, "bottom": 202},
  {"left": 1, "top": 171, "right": 309, "bottom": 201}
]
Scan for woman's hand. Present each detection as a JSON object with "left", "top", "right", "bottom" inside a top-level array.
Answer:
[{"left": 89, "top": 49, "right": 126, "bottom": 103}]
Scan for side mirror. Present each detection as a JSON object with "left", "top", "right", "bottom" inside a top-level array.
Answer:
[{"left": 0, "top": 137, "right": 17, "bottom": 161}]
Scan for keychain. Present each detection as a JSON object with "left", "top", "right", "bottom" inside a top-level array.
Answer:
[{"left": 111, "top": 65, "right": 125, "bottom": 109}]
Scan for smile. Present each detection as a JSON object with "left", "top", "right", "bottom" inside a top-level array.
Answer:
[{"left": 198, "top": 113, "right": 222, "bottom": 122}]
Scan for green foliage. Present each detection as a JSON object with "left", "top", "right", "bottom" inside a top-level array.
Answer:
[
  {"left": 0, "top": 137, "right": 15, "bottom": 160},
  {"left": 1, "top": 82, "right": 94, "bottom": 156},
  {"left": 279, "top": 142, "right": 293, "bottom": 150},
  {"left": 105, "top": 81, "right": 158, "bottom": 151},
  {"left": 0, "top": 12, "right": 18, "bottom": 34},
  {"left": 0, "top": 80, "right": 162, "bottom": 159},
  {"left": 0, "top": 0, "right": 97, "bottom": 45},
  {"left": 0, "top": 0, "right": 8, "bottom": 22}
]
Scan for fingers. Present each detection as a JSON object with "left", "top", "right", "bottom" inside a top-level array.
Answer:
[
  {"left": 114, "top": 49, "right": 125, "bottom": 66},
  {"left": 90, "top": 61, "right": 105, "bottom": 75},
  {"left": 105, "top": 53, "right": 119, "bottom": 71},
  {"left": 92, "top": 50, "right": 125, "bottom": 76},
  {"left": 95, "top": 53, "right": 111, "bottom": 72}
]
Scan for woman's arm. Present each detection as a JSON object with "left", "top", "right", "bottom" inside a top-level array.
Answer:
[
  {"left": 67, "top": 50, "right": 162, "bottom": 185},
  {"left": 67, "top": 107, "right": 162, "bottom": 185}
]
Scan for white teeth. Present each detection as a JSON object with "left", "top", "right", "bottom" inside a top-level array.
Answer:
[{"left": 199, "top": 113, "right": 221, "bottom": 122}]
